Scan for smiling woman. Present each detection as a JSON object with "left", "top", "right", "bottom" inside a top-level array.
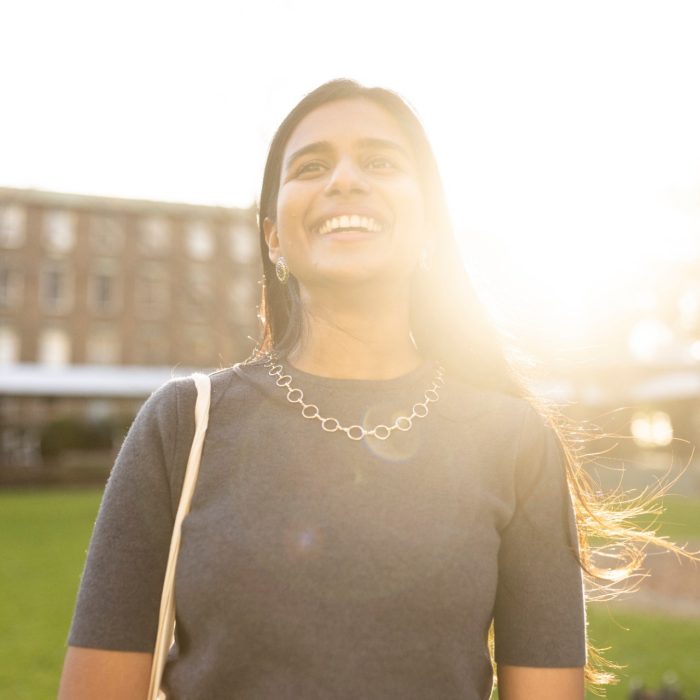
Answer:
[
  {"left": 58, "top": 79, "right": 675, "bottom": 700},
  {"left": 264, "top": 98, "right": 428, "bottom": 298}
]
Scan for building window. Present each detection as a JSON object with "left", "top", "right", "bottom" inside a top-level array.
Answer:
[
  {"left": 186, "top": 221, "right": 215, "bottom": 260},
  {"left": 184, "top": 264, "right": 213, "bottom": 316},
  {"left": 0, "top": 426, "right": 40, "bottom": 468},
  {"left": 135, "top": 325, "right": 170, "bottom": 365},
  {"left": 0, "top": 265, "right": 23, "bottom": 309},
  {"left": 41, "top": 261, "right": 74, "bottom": 314},
  {"left": 228, "top": 222, "right": 257, "bottom": 264},
  {"left": 85, "top": 324, "right": 120, "bottom": 364},
  {"left": 136, "top": 263, "right": 169, "bottom": 318},
  {"left": 138, "top": 216, "right": 171, "bottom": 256},
  {"left": 90, "top": 215, "right": 125, "bottom": 255},
  {"left": 0, "top": 326, "right": 20, "bottom": 364},
  {"left": 89, "top": 260, "right": 121, "bottom": 314},
  {"left": 86, "top": 399, "right": 112, "bottom": 421},
  {"left": 0, "top": 204, "right": 26, "bottom": 248},
  {"left": 38, "top": 327, "right": 71, "bottom": 365},
  {"left": 42, "top": 210, "right": 76, "bottom": 255}
]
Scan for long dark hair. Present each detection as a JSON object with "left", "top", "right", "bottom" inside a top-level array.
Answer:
[
  {"left": 254, "top": 78, "right": 520, "bottom": 395},
  {"left": 249, "top": 78, "right": 691, "bottom": 689}
]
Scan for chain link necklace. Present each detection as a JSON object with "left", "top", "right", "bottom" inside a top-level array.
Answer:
[{"left": 263, "top": 355, "right": 445, "bottom": 441}]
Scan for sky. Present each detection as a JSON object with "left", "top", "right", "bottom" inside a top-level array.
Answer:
[{"left": 3, "top": 0, "right": 700, "bottom": 351}]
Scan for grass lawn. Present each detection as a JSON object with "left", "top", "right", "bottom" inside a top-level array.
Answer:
[
  {"left": 641, "top": 493, "right": 700, "bottom": 543},
  {"left": 0, "top": 489, "right": 101, "bottom": 700},
  {"left": 0, "top": 489, "right": 698, "bottom": 699},
  {"left": 585, "top": 606, "right": 700, "bottom": 699}
]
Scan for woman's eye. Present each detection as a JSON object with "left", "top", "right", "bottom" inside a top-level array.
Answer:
[
  {"left": 296, "top": 161, "right": 325, "bottom": 176},
  {"left": 367, "top": 157, "right": 397, "bottom": 170}
]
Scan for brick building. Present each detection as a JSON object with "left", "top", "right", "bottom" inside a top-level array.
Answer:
[
  {"left": 0, "top": 187, "right": 261, "bottom": 477},
  {"left": 0, "top": 186, "right": 261, "bottom": 368}
]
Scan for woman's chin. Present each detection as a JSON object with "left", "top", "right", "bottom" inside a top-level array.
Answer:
[{"left": 300, "top": 265, "right": 413, "bottom": 294}]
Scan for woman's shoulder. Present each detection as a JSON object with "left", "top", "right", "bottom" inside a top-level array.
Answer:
[
  {"left": 438, "top": 371, "right": 535, "bottom": 429},
  {"left": 138, "top": 365, "right": 245, "bottom": 422}
]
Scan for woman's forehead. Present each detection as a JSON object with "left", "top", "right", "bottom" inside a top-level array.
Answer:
[{"left": 283, "top": 98, "right": 413, "bottom": 156}]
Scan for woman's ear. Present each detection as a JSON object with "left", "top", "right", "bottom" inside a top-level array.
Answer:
[{"left": 263, "top": 217, "right": 280, "bottom": 264}]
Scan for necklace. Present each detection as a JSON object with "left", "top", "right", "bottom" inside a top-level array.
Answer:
[{"left": 263, "top": 356, "right": 445, "bottom": 441}]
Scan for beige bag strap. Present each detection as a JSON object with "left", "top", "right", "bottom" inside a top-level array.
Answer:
[{"left": 147, "top": 373, "right": 212, "bottom": 700}]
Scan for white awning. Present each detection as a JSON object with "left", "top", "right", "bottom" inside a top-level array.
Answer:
[{"left": 0, "top": 363, "right": 213, "bottom": 398}]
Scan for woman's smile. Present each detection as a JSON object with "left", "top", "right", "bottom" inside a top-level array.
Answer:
[
  {"left": 316, "top": 214, "right": 384, "bottom": 236},
  {"left": 264, "top": 97, "right": 427, "bottom": 288}
]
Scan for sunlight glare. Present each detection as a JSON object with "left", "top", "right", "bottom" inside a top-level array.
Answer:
[
  {"left": 628, "top": 320, "right": 675, "bottom": 363},
  {"left": 631, "top": 411, "right": 674, "bottom": 448}
]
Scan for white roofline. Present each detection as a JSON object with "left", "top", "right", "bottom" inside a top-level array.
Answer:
[
  {"left": 0, "top": 363, "right": 216, "bottom": 398},
  {"left": 0, "top": 186, "right": 256, "bottom": 217}
]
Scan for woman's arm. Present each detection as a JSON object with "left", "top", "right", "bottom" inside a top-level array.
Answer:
[
  {"left": 60, "top": 381, "right": 194, "bottom": 698},
  {"left": 57, "top": 646, "right": 153, "bottom": 700},
  {"left": 493, "top": 407, "right": 587, "bottom": 676},
  {"left": 497, "top": 665, "right": 585, "bottom": 700}
]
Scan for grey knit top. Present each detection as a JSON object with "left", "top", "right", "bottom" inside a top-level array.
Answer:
[{"left": 68, "top": 359, "right": 586, "bottom": 699}]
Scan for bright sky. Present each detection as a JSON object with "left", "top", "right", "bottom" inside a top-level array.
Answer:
[{"left": 3, "top": 0, "right": 700, "bottom": 350}]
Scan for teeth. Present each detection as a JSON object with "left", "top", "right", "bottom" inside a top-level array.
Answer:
[{"left": 318, "top": 215, "right": 383, "bottom": 235}]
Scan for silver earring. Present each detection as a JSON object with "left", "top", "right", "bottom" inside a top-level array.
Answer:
[{"left": 275, "top": 257, "right": 289, "bottom": 284}]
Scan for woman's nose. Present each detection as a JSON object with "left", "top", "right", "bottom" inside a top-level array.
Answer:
[{"left": 324, "top": 157, "right": 370, "bottom": 196}]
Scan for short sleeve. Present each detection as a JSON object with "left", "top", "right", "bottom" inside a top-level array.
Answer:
[
  {"left": 67, "top": 377, "right": 195, "bottom": 652},
  {"left": 493, "top": 405, "right": 587, "bottom": 667}
]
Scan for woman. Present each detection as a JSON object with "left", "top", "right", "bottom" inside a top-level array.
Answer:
[{"left": 59, "top": 79, "right": 592, "bottom": 699}]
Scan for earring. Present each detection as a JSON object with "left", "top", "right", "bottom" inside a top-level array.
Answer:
[{"left": 275, "top": 256, "right": 289, "bottom": 284}]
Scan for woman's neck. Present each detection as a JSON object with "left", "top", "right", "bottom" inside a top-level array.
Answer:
[{"left": 286, "top": 282, "right": 422, "bottom": 380}]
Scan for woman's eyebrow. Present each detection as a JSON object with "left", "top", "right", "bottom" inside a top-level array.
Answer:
[
  {"left": 284, "top": 137, "right": 412, "bottom": 173},
  {"left": 284, "top": 141, "right": 333, "bottom": 172},
  {"left": 356, "top": 137, "right": 411, "bottom": 159}
]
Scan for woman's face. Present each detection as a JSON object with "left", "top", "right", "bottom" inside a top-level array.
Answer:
[{"left": 264, "top": 98, "right": 428, "bottom": 290}]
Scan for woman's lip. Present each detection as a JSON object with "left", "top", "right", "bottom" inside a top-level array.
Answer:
[{"left": 317, "top": 229, "right": 381, "bottom": 241}]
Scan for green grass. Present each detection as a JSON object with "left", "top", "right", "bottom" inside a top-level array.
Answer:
[
  {"left": 582, "top": 493, "right": 700, "bottom": 699},
  {"left": 648, "top": 494, "right": 700, "bottom": 543},
  {"left": 0, "top": 489, "right": 698, "bottom": 699},
  {"left": 585, "top": 606, "right": 700, "bottom": 699},
  {"left": 0, "top": 489, "right": 101, "bottom": 700}
]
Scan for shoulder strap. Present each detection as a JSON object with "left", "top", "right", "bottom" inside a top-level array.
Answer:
[{"left": 148, "top": 372, "right": 212, "bottom": 700}]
